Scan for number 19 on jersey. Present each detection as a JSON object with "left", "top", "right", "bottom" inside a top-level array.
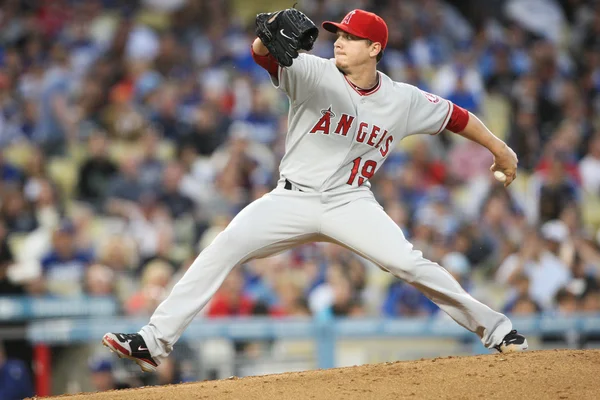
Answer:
[{"left": 347, "top": 157, "right": 378, "bottom": 186}]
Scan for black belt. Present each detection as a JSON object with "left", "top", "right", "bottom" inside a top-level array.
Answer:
[{"left": 284, "top": 179, "right": 302, "bottom": 191}]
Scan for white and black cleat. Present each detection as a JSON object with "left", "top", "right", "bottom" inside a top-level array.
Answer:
[
  {"left": 494, "top": 329, "right": 528, "bottom": 353},
  {"left": 102, "top": 332, "right": 158, "bottom": 372}
]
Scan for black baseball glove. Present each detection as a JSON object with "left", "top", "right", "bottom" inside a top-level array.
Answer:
[{"left": 255, "top": 8, "right": 319, "bottom": 67}]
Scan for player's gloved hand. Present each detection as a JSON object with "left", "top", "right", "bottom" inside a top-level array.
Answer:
[
  {"left": 255, "top": 8, "right": 319, "bottom": 67},
  {"left": 490, "top": 144, "right": 518, "bottom": 187}
]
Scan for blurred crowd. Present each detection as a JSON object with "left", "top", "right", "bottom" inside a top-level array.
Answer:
[{"left": 2, "top": 0, "right": 600, "bottom": 392}]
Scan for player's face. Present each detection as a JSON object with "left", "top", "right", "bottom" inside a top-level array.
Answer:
[{"left": 334, "top": 30, "right": 375, "bottom": 71}]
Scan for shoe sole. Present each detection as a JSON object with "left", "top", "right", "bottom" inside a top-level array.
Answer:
[
  {"left": 101, "top": 334, "right": 158, "bottom": 373},
  {"left": 499, "top": 338, "right": 529, "bottom": 353}
]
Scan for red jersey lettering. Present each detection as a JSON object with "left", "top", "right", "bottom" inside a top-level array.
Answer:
[
  {"left": 334, "top": 114, "right": 355, "bottom": 136},
  {"left": 356, "top": 122, "right": 369, "bottom": 143}
]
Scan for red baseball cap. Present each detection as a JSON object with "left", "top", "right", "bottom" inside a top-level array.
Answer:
[{"left": 322, "top": 9, "right": 388, "bottom": 50}]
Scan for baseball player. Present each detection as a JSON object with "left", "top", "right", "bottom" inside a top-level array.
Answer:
[{"left": 103, "top": 9, "right": 527, "bottom": 372}]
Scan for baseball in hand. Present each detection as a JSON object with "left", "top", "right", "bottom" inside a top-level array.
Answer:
[{"left": 494, "top": 171, "right": 507, "bottom": 183}]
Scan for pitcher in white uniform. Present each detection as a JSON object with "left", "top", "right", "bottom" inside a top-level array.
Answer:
[{"left": 103, "top": 9, "right": 528, "bottom": 372}]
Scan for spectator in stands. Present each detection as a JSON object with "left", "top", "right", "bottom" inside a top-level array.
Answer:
[
  {"left": 446, "top": 73, "right": 481, "bottom": 113},
  {"left": 126, "top": 259, "right": 173, "bottom": 316},
  {"left": 502, "top": 273, "right": 533, "bottom": 314},
  {"left": 537, "top": 152, "right": 579, "bottom": 223},
  {"left": 394, "top": 161, "right": 428, "bottom": 214},
  {"left": 23, "top": 147, "right": 58, "bottom": 220},
  {"left": 0, "top": 73, "right": 24, "bottom": 147},
  {"left": 73, "top": 78, "right": 105, "bottom": 140},
  {"left": 97, "top": 235, "right": 139, "bottom": 303},
  {"left": 408, "top": 138, "right": 447, "bottom": 189},
  {"left": 137, "top": 127, "right": 165, "bottom": 193},
  {"left": 527, "top": 43, "right": 564, "bottom": 130},
  {"left": 496, "top": 223, "right": 572, "bottom": 310},
  {"left": 269, "top": 277, "right": 311, "bottom": 317},
  {"left": 33, "top": 43, "right": 76, "bottom": 157},
  {"left": 241, "top": 88, "right": 279, "bottom": 145},
  {"left": 68, "top": 203, "right": 96, "bottom": 253},
  {"left": 0, "top": 152, "right": 23, "bottom": 186},
  {"left": 322, "top": 273, "right": 365, "bottom": 318},
  {"left": 77, "top": 131, "right": 118, "bottom": 210},
  {"left": 84, "top": 263, "right": 116, "bottom": 297},
  {"left": 207, "top": 267, "right": 255, "bottom": 317},
  {"left": 441, "top": 252, "right": 472, "bottom": 288},
  {"left": 88, "top": 356, "right": 130, "bottom": 392},
  {"left": 433, "top": 44, "right": 484, "bottom": 102},
  {"left": 477, "top": 191, "right": 517, "bottom": 267},
  {"left": 158, "top": 161, "right": 195, "bottom": 219},
  {"left": 106, "top": 156, "right": 145, "bottom": 205},
  {"left": 536, "top": 122, "right": 581, "bottom": 180},
  {"left": 241, "top": 256, "right": 281, "bottom": 308},
  {"left": 21, "top": 147, "right": 52, "bottom": 199},
  {"left": 136, "top": 228, "right": 178, "bottom": 277},
  {"left": 451, "top": 223, "right": 495, "bottom": 268},
  {"left": 309, "top": 263, "right": 366, "bottom": 319},
  {"left": 447, "top": 135, "right": 494, "bottom": 183},
  {"left": 39, "top": 220, "right": 94, "bottom": 296},
  {"left": 146, "top": 83, "right": 186, "bottom": 142},
  {"left": 210, "top": 122, "right": 276, "bottom": 209},
  {"left": 382, "top": 279, "right": 438, "bottom": 317},
  {"left": 507, "top": 108, "right": 541, "bottom": 172},
  {"left": 123, "top": 194, "right": 173, "bottom": 260},
  {"left": 30, "top": 178, "right": 61, "bottom": 233},
  {"left": 556, "top": 286, "right": 578, "bottom": 312},
  {"left": 414, "top": 187, "right": 459, "bottom": 240},
  {"left": 579, "top": 288, "right": 600, "bottom": 345},
  {"left": 402, "top": 61, "right": 431, "bottom": 92},
  {"left": 579, "top": 132, "right": 600, "bottom": 195},
  {"left": 580, "top": 289, "right": 600, "bottom": 313},
  {"left": 510, "top": 294, "right": 543, "bottom": 316},
  {"left": 409, "top": 213, "right": 439, "bottom": 260},
  {"left": 0, "top": 221, "right": 25, "bottom": 296},
  {"left": 484, "top": 43, "right": 518, "bottom": 98},
  {"left": 0, "top": 342, "right": 34, "bottom": 400},
  {"left": 181, "top": 103, "right": 226, "bottom": 157},
  {"left": 102, "top": 82, "right": 146, "bottom": 141},
  {"left": 0, "top": 187, "right": 38, "bottom": 234}
]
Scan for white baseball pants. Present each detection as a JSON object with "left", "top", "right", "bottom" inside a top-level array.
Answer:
[{"left": 139, "top": 181, "right": 512, "bottom": 363}]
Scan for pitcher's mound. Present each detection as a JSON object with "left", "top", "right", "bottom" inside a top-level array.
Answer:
[{"left": 36, "top": 349, "right": 600, "bottom": 400}]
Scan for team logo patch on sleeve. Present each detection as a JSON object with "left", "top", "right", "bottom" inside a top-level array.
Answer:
[{"left": 421, "top": 90, "right": 440, "bottom": 104}]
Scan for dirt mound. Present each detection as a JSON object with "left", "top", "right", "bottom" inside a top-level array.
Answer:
[{"left": 36, "top": 349, "right": 600, "bottom": 400}]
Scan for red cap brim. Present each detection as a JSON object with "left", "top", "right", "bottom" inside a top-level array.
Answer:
[{"left": 321, "top": 21, "right": 368, "bottom": 40}]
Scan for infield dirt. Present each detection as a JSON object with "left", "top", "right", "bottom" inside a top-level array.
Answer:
[{"left": 33, "top": 349, "right": 599, "bottom": 400}]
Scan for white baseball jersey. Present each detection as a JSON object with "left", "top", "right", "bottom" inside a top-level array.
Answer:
[
  {"left": 273, "top": 53, "right": 452, "bottom": 192},
  {"left": 136, "top": 51, "right": 514, "bottom": 364}
]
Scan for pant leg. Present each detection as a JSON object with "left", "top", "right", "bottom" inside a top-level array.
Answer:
[
  {"left": 140, "top": 188, "right": 322, "bottom": 362},
  {"left": 320, "top": 196, "right": 512, "bottom": 349}
]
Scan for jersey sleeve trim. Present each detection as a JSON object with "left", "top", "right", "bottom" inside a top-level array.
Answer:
[
  {"left": 445, "top": 103, "right": 470, "bottom": 133},
  {"left": 431, "top": 101, "right": 453, "bottom": 135},
  {"left": 251, "top": 45, "right": 279, "bottom": 76}
]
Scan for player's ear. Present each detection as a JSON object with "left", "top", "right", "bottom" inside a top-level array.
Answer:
[{"left": 369, "top": 42, "right": 382, "bottom": 59}]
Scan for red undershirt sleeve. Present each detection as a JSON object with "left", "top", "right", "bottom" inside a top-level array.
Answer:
[
  {"left": 445, "top": 104, "right": 470, "bottom": 133},
  {"left": 251, "top": 46, "right": 279, "bottom": 77}
]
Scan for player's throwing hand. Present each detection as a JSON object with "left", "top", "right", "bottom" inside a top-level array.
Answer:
[{"left": 490, "top": 145, "right": 518, "bottom": 187}]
